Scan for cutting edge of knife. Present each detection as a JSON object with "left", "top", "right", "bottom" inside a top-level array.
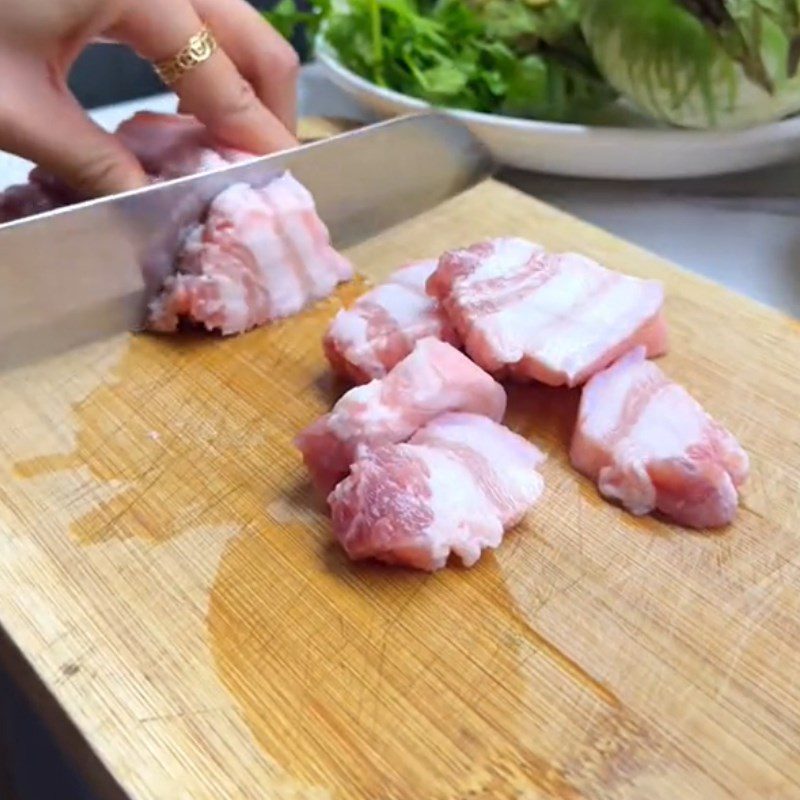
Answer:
[
  {"left": 0, "top": 111, "right": 497, "bottom": 234},
  {"left": 0, "top": 111, "right": 497, "bottom": 369}
]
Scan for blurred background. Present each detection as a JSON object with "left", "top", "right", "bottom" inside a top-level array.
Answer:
[{"left": 69, "top": 0, "right": 305, "bottom": 108}]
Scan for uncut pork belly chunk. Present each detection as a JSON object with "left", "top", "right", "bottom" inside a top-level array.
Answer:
[
  {"left": 571, "top": 346, "right": 749, "bottom": 529},
  {"left": 0, "top": 162, "right": 84, "bottom": 225},
  {"left": 427, "top": 237, "right": 669, "bottom": 388},
  {"left": 147, "top": 173, "right": 354, "bottom": 334},
  {"left": 329, "top": 412, "right": 546, "bottom": 571},
  {"left": 0, "top": 111, "right": 256, "bottom": 226},
  {"left": 115, "top": 111, "right": 255, "bottom": 179},
  {"left": 295, "top": 337, "right": 507, "bottom": 496},
  {"left": 323, "top": 259, "right": 461, "bottom": 383},
  {"left": 0, "top": 182, "right": 61, "bottom": 224}
]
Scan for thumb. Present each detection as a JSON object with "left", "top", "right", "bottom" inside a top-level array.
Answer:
[{"left": 1, "top": 82, "right": 147, "bottom": 198}]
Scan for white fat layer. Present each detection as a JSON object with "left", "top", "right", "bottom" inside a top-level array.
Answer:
[
  {"left": 416, "top": 445, "right": 504, "bottom": 568},
  {"left": 261, "top": 177, "right": 339, "bottom": 299},
  {"left": 391, "top": 260, "right": 438, "bottom": 290},
  {"left": 326, "top": 338, "right": 501, "bottom": 443},
  {"left": 537, "top": 280, "right": 662, "bottom": 379},
  {"left": 466, "top": 253, "right": 661, "bottom": 377},
  {"left": 417, "top": 413, "right": 545, "bottom": 472},
  {"left": 365, "top": 284, "right": 436, "bottom": 328},
  {"left": 462, "top": 238, "right": 544, "bottom": 286},
  {"left": 208, "top": 274, "right": 250, "bottom": 334},
  {"left": 580, "top": 350, "right": 651, "bottom": 442},
  {"left": 327, "top": 380, "right": 398, "bottom": 440},
  {"left": 327, "top": 308, "right": 370, "bottom": 350},
  {"left": 326, "top": 345, "right": 451, "bottom": 440},
  {"left": 473, "top": 254, "right": 602, "bottom": 363},
  {"left": 580, "top": 351, "right": 706, "bottom": 463},
  {"left": 626, "top": 384, "right": 708, "bottom": 461},
  {"left": 327, "top": 283, "right": 441, "bottom": 375},
  {"left": 209, "top": 184, "right": 307, "bottom": 316}
]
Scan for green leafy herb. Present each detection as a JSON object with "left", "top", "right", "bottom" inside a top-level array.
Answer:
[
  {"left": 264, "top": 0, "right": 331, "bottom": 44},
  {"left": 265, "top": 0, "right": 616, "bottom": 121}
]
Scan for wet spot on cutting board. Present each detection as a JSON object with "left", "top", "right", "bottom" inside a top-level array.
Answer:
[
  {"left": 209, "top": 529, "right": 557, "bottom": 798},
  {"left": 11, "top": 280, "right": 368, "bottom": 545},
  {"left": 207, "top": 520, "right": 666, "bottom": 799}
]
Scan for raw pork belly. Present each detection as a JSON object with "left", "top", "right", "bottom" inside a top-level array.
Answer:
[
  {"left": 427, "top": 237, "right": 669, "bottom": 387},
  {"left": 0, "top": 182, "right": 61, "bottom": 224},
  {"left": 0, "top": 162, "right": 85, "bottom": 224},
  {"left": 570, "top": 347, "right": 749, "bottom": 528},
  {"left": 147, "top": 174, "right": 353, "bottom": 334},
  {"left": 329, "top": 412, "right": 546, "bottom": 571},
  {"left": 0, "top": 110, "right": 352, "bottom": 334},
  {"left": 0, "top": 112, "right": 254, "bottom": 225},
  {"left": 324, "top": 259, "right": 460, "bottom": 383},
  {"left": 295, "top": 337, "right": 506, "bottom": 495},
  {"left": 115, "top": 111, "right": 255, "bottom": 179}
]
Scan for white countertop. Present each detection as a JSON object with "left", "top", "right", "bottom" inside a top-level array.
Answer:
[{"left": 2, "top": 64, "right": 797, "bottom": 317}]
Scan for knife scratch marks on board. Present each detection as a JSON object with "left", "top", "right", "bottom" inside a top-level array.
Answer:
[
  {"left": 0, "top": 522, "right": 320, "bottom": 796},
  {"left": 502, "top": 601, "right": 622, "bottom": 709},
  {"left": 208, "top": 528, "right": 551, "bottom": 798},
  {"left": 208, "top": 516, "right": 676, "bottom": 799},
  {"left": 0, "top": 336, "right": 128, "bottom": 461},
  {"left": 715, "top": 570, "right": 793, "bottom": 703}
]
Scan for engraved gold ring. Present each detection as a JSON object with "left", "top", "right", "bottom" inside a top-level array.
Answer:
[{"left": 152, "top": 25, "right": 219, "bottom": 85}]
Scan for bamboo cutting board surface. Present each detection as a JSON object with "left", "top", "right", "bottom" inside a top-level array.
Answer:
[{"left": 0, "top": 119, "right": 799, "bottom": 800}]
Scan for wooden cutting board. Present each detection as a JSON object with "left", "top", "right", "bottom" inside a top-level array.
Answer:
[{"left": 0, "top": 118, "right": 798, "bottom": 800}]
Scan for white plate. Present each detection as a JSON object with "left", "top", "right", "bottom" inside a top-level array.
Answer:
[{"left": 317, "top": 49, "right": 800, "bottom": 180}]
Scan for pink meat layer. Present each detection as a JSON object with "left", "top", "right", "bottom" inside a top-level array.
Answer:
[
  {"left": 147, "top": 174, "right": 354, "bottom": 334},
  {"left": 0, "top": 182, "right": 61, "bottom": 224},
  {"left": 329, "top": 412, "right": 546, "bottom": 571},
  {"left": 324, "top": 259, "right": 461, "bottom": 384},
  {"left": 427, "top": 237, "right": 669, "bottom": 387},
  {"left": 570, "top": 346, "right": 749, "bottom": 529},
  {"left": 115, "top": 111, "right": 255, "bottom": 178},
  {"left": 295, "top": 337, "right": 507, "bottom": 496},
  {"left": 0, "top": 112, "right": 255, "bottom": 225}
]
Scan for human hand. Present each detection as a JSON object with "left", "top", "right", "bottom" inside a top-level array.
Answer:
[{"left": 0, "top": 0, "right": 299, "bottom": 198}]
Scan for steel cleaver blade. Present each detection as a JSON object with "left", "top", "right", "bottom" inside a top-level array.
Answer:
[{"left": 0, "top": 112, "right": 494, "bottom": 371}]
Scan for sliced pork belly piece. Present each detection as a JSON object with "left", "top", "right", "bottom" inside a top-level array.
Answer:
[
  {"left": 147, "top": 173, "right": 353, "bottom": 334},
  {"left": 427, "top": 237, "right": 669, "bottom": 387},
  {"left": 329, "top": 412, "right": 545, "bottom": 571},
  {"left": 295, "top": 337, "right": 507, "bottom": 495},
  {"left": 570, "top": 346, "right": 749, "bottom": 529},
  {"left": 323, "top": 259, "right": 460, "bottom": 383},
  {"left": 115, "top": 111, "right": 255, "bottom": 179}
]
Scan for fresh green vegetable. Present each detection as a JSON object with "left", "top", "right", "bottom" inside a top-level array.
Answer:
[
  {"left": 265, "top": 0, "right": 331, "bottom": 43},
  {"left": 266, "top": 0, "right": 616, "bottom": 121},
  {"left": 580, "top": 0, "right": 800, "bottom": 128},
  {"left": 265, "top": 0, "right": 800, "bottom": 127}
]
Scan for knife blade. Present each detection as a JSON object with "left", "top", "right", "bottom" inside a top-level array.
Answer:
[{"left": 0, "top": 112, "right": 494, "bottom": 371}]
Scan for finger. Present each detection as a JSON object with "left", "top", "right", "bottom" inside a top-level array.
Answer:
[
  {"left": 192, "top": 0, "right": 299, "bottom": 133},
  {"left": 114, "top": 0, "right": 296, "bottom": 154},
  {"left": 0, "top": 76, "right": 147, "bottom": 197}
]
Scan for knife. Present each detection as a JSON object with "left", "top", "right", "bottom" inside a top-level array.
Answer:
[{"left": 0, "top": 112, "right": 494, "bottom": 372}]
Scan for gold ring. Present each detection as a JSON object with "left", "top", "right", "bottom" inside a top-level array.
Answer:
[{"left": 152, "top": 26, "right": 219, "bottom": 85}]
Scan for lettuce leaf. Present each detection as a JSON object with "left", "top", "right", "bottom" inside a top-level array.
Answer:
[{"left": 581, "top": 0, "right": 800, "bottom": 127}]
